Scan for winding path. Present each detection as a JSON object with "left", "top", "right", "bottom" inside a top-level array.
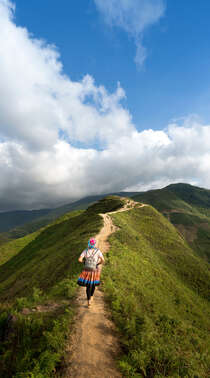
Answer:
[{"left": 63, "top": 199, "right": 145, "bottom": 378}]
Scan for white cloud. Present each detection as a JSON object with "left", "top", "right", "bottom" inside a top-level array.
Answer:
[
  {"left": 0, "top": 0, "right": 133, "bottom": 151},
  {"left": 94, "top": 0, "right": 166, "bottom": 66},
  {"left": 0, "top": 0, "right": 210, "bottom": 211}
]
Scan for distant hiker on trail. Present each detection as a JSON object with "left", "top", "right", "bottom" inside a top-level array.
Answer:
[{"left": 77, "top": 238, "right": 104, "bottom": 307}]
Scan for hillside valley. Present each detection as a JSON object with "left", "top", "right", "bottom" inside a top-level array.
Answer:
[
  {"left": 0, "top": 192, "right": 138, "bottom": 246},
  {"left": 0, "top": 193, "right": 209, "bottom": 376},
  {"left": 2, "top": 182, "right": 210, "bottom": 266},
  {"left": 133, "top": 183, "right": 210, "bottom": 262}
]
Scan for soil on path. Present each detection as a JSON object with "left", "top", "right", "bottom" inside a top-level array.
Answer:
[{"left": 63, "top": 199, "right": 145, "bottom": 378}]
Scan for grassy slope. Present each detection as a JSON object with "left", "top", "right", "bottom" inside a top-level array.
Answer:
[
  {"left": 0, "top": 193, "right": 130, "bottom": 246},
  {"left": 0, "top": 230, "right": 41, "bottom": 266},
  {"left": 0, "top": 192, "right": 135, "bottom": 246},
  {"left": 102, "top": 205, "right": 210, "bottom": 377},
  {"left": 0, "top": 196, "right": 103, "bottom": 244},
  {"left": 132, "top": 183, "right": 210, "bottom": 262},
  {"left": 167, "top": 183, "right": 210, "bottom": 208},
  {"left": 0, "top": 196, "right": 124, "bottom": 377},
  {"left": 133, "top": 187, "right": 192, "bottom": 212},
  {"left": 0, "top": 211, "right": 102, "bottom": 301},
  {"left": 1, "top": 195, "right": 209, "bottom": 376},
  {"left": 0, "top": 211, "right": 83, "bottom": 268}
]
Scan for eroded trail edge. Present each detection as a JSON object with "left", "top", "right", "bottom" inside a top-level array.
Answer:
[{"left": 63, "top": 199, "right": 145, "bottom": 378}]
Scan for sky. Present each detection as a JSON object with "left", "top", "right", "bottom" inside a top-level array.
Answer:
[{"left": 1, "top": 0, "right": 210, "bottom": 211}]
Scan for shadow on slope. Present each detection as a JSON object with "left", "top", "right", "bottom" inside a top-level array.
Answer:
[{"left": 133, "top": 183, "right": 210, "bottom": 262}]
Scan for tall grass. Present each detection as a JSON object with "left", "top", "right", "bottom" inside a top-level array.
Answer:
[{"left": 102, "top": 206, "right": 210, "bottom": 377}]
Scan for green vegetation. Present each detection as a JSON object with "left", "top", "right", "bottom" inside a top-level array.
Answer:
[
  {"left": 0, "top": 293, "right": 73, "bottom": 378},
  {"left": 169, "top": 212, "right": 207, "bottom": 226},
  {"left": 133, "top": 183, "right": 210, "bottom": 262},
  {"left": 0, "top": 230, "right": 41, "bottom": 266},
  {"left": 1, "top": 193, "right": 210, "bottom": 376},
  {"left": 0, "top": 211, "right": 84, "bottom": 268},
  {"left": 192, "top": 226, "right": 210, "bottom": 261},
  {"left": 0, "top": 233, "right": 11, "bottom": 247},
  {"left": 133, "top": 187, "right": 193, "bottom": 212},
  {"left": 167, "top": 183, "right": 210, "bottom": 208},
  {"left": 0, "top": 196, "right": 124, "bottom": 376},
  {"left": 102, "top": 205, "right": 210, "bottom": 377},
  {"left": 133, "top": 183, "right": 210, "bottom": 212},
  {"left": 0, "top": 209, "right": 102, "bottom": 301},
  {"left": 0, "top": 205, "right": 104, "bottom": 376},
  {"left": 0, "top": 197, "right": 101, "bottom": 244},
  {"left": 86, "top": 195, "right": 124, "bottom": 215},
  {"left": 0, "top": 193, "right": 125, "bottom": 245}
]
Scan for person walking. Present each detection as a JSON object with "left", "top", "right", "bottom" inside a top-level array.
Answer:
[{"left": 77, "top": 237, "right": 104, "bottom": 307}]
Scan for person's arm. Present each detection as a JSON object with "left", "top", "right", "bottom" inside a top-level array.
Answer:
[
  {"left": 78, "top": 251, "right": 85, "bottom": 263},
  {"left": 98, "top": 256, "right": 105, "bottom": 264},
  {"left": 97, "top": 251, "right": 105, "bottom": 267}
]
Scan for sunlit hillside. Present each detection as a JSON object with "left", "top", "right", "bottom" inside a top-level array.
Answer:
[
  {"left": 133, "top": 183, "right": 210, "bottom": 262},
  {"left": 0, "top": 195, "right": 209, "bottom": 377},
  {"left": 103, "top": 204, "right": 210, "bottom": 376}
]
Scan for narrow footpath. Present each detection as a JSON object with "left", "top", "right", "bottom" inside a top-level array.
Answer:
[{"left": 63, "top": 199, "right": 145, "bottom": 378}]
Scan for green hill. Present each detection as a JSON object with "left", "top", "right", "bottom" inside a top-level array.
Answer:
[
  {"left": 133, "top": 183, "right": 210, "bottom": 262},
  {"left": 0, "top": 196, "right": 124, "bottom": 377},
  {"left": 167, "top": 182, "right": 210, "bottom": 208},
  {"left": 0, "top": 192, "right": 137, "bottom": 245},
  {"left": 0, "top": 195, "right": 209, "bottom": 377},
  {"left": 103, "top": 204, "right": 210, "bottom": 377},
  {"left": 0, "top": 196, "right": 104, "bottom": 244}
]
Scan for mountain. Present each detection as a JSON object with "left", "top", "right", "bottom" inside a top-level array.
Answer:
[
  {"left": 132, "top": 183, "right": 210, "bottom": 262},
  {"left": 167, "top": 182, "right": 210, "bottom": 207},
  {"left": 0, "top": 209, "right": 51, "bottom": 232},
  {"left": 0, "top": 192, "right": 138, "bottom": 244},
  {"left": 0, "top": 195, "right": 209, "bottom": 377}
]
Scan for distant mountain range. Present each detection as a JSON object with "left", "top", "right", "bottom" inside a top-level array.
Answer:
[
  {"left": 1, "top": 183, "right": 210, "bottom": 262},
  {"left": 0, "top": 192, "right": 138, "bottom": 243}
]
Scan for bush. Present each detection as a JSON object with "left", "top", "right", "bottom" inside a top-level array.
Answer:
[{"left": 86, "top": 196, "right": 124, "bottom": 215}]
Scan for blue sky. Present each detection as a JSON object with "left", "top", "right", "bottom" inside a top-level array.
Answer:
[
  {"left": 15, "top": 0, "right": 210, "bottom": 130},
  {"left": 1, "top": 0, "right": 210, "bottom": 210}
]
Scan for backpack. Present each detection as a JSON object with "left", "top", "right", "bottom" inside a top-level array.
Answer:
[{"left": 84, "top": 248, "right": 98, "bottom": 270}]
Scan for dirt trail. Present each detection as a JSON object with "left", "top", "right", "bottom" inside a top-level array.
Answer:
[{"left": 63, "top": 199, "right": 145, "bottom": 378}]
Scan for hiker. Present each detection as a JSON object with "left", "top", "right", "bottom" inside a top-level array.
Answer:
[{"left": 77, "top": 237, "right": 104, "bottom": 307}]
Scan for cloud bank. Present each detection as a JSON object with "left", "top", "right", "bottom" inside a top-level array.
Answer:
[
  {"left": 0, "top": 0, "right": 210, "bottom": 211},
  {"left": 94, "top": 0, "right": 166, "bottom": 66}
]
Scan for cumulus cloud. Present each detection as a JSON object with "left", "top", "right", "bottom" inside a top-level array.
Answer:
[
  {"left": 0, "top": 0, "right": 210, "bottom": 211},
  {"left": 94, "top": 0, "right": 166, "bottom": 66},
  {"left": 0, "top": 0, "right": 133, "bottom": 151}
]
